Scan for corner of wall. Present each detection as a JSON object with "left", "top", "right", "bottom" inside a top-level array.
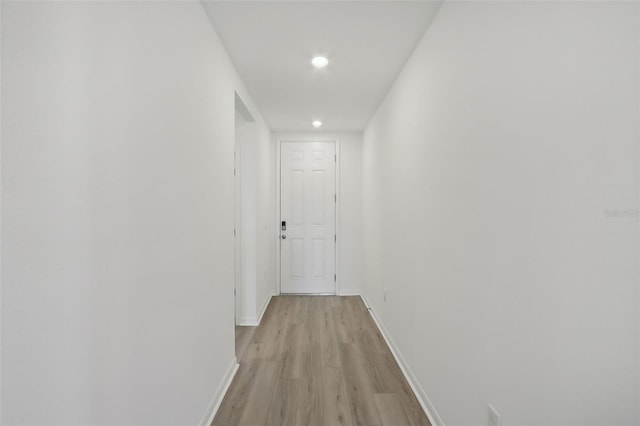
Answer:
[{"left": 256, "top": 290, "right": 274, "bottom": 325}]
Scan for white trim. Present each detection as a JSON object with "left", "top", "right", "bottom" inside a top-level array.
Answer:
[
  {"left": 275, "top": 137, "right": 341, "bottom": 296},
  {"left": 236, "top": 317, "right": 258, "bottom": 326},
  {"left": 233, "top": 134, "right": 242, "bottom": 326},
  {"left": 359, "top": 293, "right": 444, "bottom": 426},
  {"left": 279, "top": 292, "right": 335, "bottom": 296},
  {"left": 199, "top": 357, "right": 239, "bottom": 426},
  {"left": 275, "top": 139, "right": 281, "bottom": 295},
  {"left": 236, "top": 291, "right": 273, "bottom": 326},
  {"left": 272, "top": 135, "right": 279, "bottom": 299},
  {"left": 256, "top": 291, "right": 273, "bottom": 325},
  {"left": 338, "top": 289, "right": 361, "bottom": 296},
  {"left": 335, "top": 140, "right": 341, "bottom": 296}
]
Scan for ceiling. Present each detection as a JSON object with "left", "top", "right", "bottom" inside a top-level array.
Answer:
[{"left": 201, "top": 1, "right": 444, "bottom": 132}]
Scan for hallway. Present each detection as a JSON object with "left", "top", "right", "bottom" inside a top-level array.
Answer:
[
  {"left": 214, "top": 296, "right": 430, "bottom": 426},
  {"left": 2, "top": 1, "right": 639, "bottom": 424}
]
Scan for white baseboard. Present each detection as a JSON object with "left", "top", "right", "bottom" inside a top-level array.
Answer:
[
  {"left": 256, "top": 291, "right": 273, "bottom": 325},
  {"left": 237, "top": 317, "right": 257, "bottom": 326},
  {"left": 359, "top": 293, "right": 444, "bottom": 426},
  {"left": 338, "top": 289, "right": 361, "bottom": 296},
  {"left": 236, "top": 317, "right": 258, "bottom": 327},
  {"left": 236, "top": 292, "right": 273, "bottom": 327},
  {"left": 236, "top": 291, "right": 274, "bottom": 326},
  {"left": 199, "top": 357, "right": 239, "bottom": 426}
]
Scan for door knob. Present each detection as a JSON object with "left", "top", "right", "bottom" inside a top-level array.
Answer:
[{"left": 281, "top": 235, "right": 287, "bottom": 239}]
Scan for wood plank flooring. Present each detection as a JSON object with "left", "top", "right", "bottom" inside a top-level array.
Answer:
[
  {"left": 236, "top": 325, "right": 256, "bottom": 360},
  {"left": 214, "top": 296, "right": 431, "bottom": 426}
]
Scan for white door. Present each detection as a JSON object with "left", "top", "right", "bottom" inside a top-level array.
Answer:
[{"left": 280, "top": 141, "right": 336, "bottom": 294}]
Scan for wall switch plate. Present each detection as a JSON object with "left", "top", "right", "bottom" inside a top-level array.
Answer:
[{"left": 488, "top": 405, "right": 500, "bottom": 426}]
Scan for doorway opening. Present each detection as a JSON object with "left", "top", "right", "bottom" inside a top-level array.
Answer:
[{"left": 234, "top": 93, "right": 257, "bottom": 358}]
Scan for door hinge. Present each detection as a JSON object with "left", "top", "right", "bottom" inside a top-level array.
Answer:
[
  {"left": 334, "top": 234, "right": 336, "bottom": 242},
  {"left": 234, "top": 168, "right": 236, "bottom": 175},
  {"left": 334, "top": 194, "right": 337, "bottom": 202},
  {"left": 335, "top": 154, "right": 337, "bottom": 162},
  {"left": 334, "top": 274, "right": 337, "bottom": 282},
  {"left": 234, "top": 288, "right": 236, "bottom": 296}
]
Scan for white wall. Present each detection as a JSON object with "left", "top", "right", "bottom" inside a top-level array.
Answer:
[
  {"left": 235, "top": 110, "right": 275, "bottom": 325},
  {"left": 236, "top": 115, "right": 257, "bottom": 324},
  {"left": 274, "top": 133, "right": 363, "bottom": 295},
  {"left": 1, "top": 2, "right": 269, "bottom": 424},
  {"left": 255, "top": 121, "right": 276, "bottom": 316},
  {"left": 362, "top": 2, "right": 639, "bottom": 425}
]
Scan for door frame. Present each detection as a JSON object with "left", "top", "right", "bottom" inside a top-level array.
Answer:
[
  {"left": 275, "top": 137, "right": 341, "bottom": 295},
  {"left": 233, "top": 142, "right": 241, "bottom": 325}
]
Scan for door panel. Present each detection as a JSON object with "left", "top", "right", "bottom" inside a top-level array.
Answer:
[{"left": 280, "top": 141, "right": 336, "bottom": 294}]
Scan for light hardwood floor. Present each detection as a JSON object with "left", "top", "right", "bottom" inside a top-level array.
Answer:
[
  {"left": 214, "top": 296, "right": 431, "bottom": 426},
  {"left": 236, "top": 325, "right": 256, "bottom": 361}
]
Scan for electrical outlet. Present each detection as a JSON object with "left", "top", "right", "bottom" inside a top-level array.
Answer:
[
  {"left": 488, "top": 405, "right": 500, "bottom": 426},
  {"left": 383, "top": 289, "right": 387, "bottom": 302}
]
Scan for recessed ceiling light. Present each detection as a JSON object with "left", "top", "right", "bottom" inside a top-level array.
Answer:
[
  {"left": 312, "top": 120, "right": 323, "bottom": 128},
  {"left": 311, "top": 56, "right": 329, "bottom": 69}
]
